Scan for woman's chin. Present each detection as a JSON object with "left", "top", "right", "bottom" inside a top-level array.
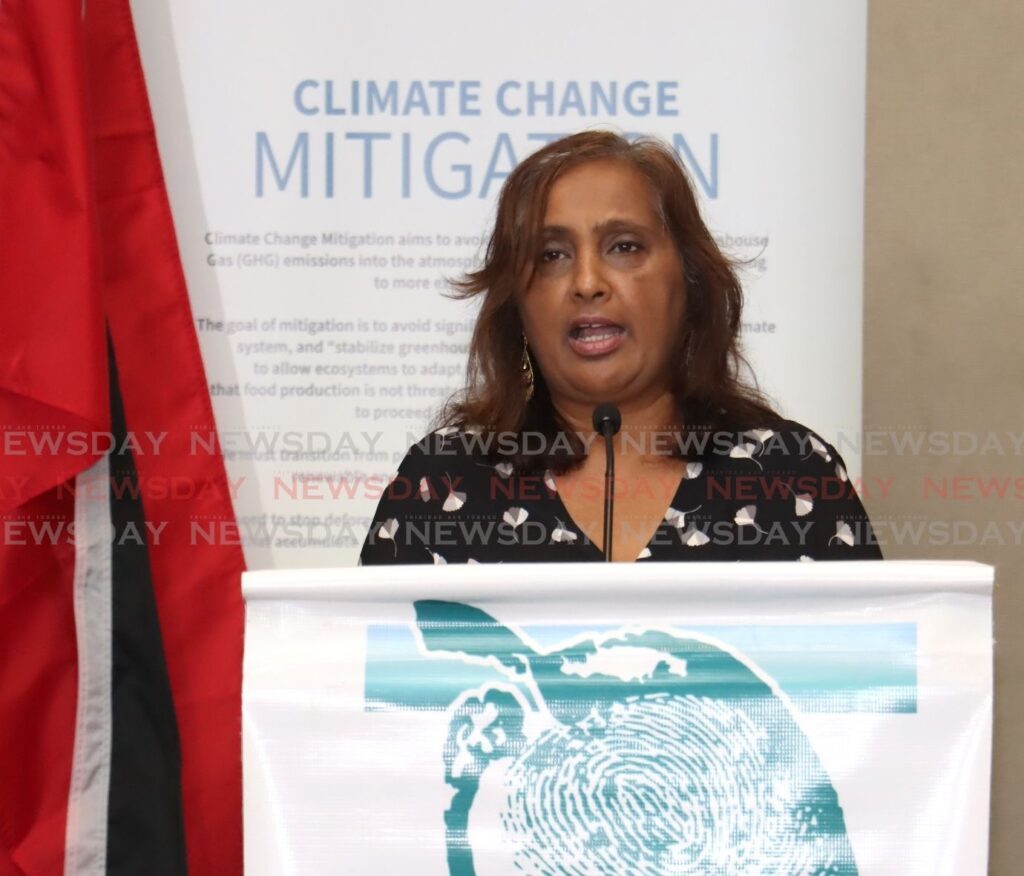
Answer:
[
  {"left": 565, "top": 386, "right": 628, "bottom": 408},
  {"left": 562, "top": 373, "right": 637, "bottom": 407}
]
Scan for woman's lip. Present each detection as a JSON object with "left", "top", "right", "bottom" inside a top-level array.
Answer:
[
  {"left": 569, "top": 316, "right": 623, "bottom": 331},
  {"left": 567, "top": 326, "right": 626, "bottom": 357}
]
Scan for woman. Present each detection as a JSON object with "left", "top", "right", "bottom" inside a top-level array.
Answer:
[{"left": 360, "top": 131, "right": 881, "bottom": 564}]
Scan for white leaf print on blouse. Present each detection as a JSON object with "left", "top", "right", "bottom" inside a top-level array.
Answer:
[
  {"left": 426, "top": 549, "right": 447, "bottom": 565},
  {"left": 830, "top": 521, "right": 855, "bottom": 547},
  {"left": 665, "top": 504, "right": 703, "bottom": 529},
  {"left": 804, "top": 434, "right": 833, "bottom": 463},
  {"left": 543, "top": 470, "right": 557, "bottom": 493},
  {"left": 744, "top": 428, "right": 775, "bottom": 444},
  {"left": 729, "top": 441, "right": 763, "bottom": 470},
  {"left": 734, "top": 504, "right": 767, "bottom": 534},
  {"left": 551, "top": 519, "right": 578, "bottom": 544},
  {"left": 685, "top": 461, "right": 703, "bottom": 479},
  {"left": 418, "top": 477, "right": 432, "bottom": 502},
  {"left": 477, "top": 460, "right": 514, "bottom": 479},
  {"left": 836, "top": 461, "right": 848, "bottom": 482},
  {"left": 682, "top": 525, "right": 710, "bottom": 547},
  {"left": 775, "top": 480, "right": 814, "bottom": 519},
  {"left": 502, "top": 507, "right": 529, "bottom": 536},
  {"left": 378, "top": 518, "right": 399, "bottom": 557},
  {"left": 442, "top": 474, "right": 466, "bottom": 512},
  {"left": 637, "top": 546, "right": 652, "bottom": 559}
]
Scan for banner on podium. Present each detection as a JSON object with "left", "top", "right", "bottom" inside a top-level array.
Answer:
[{"left": 242, "top": 561, "right": 992, "bottom": 874}]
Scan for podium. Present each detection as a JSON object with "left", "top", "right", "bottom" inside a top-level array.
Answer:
[{"left": 242, "top": 561, "right": 992, "bottom": 875}]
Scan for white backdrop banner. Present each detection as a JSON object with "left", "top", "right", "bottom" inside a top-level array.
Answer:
[
  {"left": 242, "top": 561, "right": 993, "bottom": 874},
  {"left": 133, "top": 1, "right": 869, "bottom": 568}
]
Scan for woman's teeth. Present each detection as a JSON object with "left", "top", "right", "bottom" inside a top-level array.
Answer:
[
  {"left": 568, "top": 324, "right": 626, "bottom": 356},
  {"left": 573, "top": 325, "right": 623, "bottom": 340}
]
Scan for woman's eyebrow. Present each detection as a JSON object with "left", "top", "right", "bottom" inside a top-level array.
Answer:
[
  {"left": 540, "top": 219, "right": 650, "bottom": 238},
  {"left": 594, "top": 218, "right": 649, "bottom": 235}
]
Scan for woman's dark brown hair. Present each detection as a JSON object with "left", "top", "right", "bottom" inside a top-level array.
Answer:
[{"left": 438, "top": 129, "right": 780, "bottom": 471}]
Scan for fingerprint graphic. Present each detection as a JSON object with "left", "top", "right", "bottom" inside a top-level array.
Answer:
[
  {"left": 500, "top": 694, "right": 850, "bottom": 875},
  {"left": 413, "top": 601, "right": 857, "bottom": 876}
]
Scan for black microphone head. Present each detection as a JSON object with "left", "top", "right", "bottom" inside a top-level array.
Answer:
[{"left": 592, "top": 403, "right": 622, "bottom": 437}]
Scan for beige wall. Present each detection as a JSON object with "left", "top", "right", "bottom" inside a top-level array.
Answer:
[{"left": 864, "top": 2, "right": 1023, "bottom": 870}]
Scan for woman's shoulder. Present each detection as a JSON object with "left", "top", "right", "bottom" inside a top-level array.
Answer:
[
  {"left": 388, "top": 427, "right": 504, "bottom": 483},
  {"left": 696, "top": 418, "right": 847, "bottom": 473},
  {"left": 396, "top": 427, "right": 494, "bottom": 461},
  {"left": 752, "top": 417, "right": 847, "bottom": 458},
  {"left": 703, "top": 417, "right": 852, "bottom": 477}
]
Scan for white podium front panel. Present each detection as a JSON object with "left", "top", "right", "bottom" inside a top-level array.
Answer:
[{"left": 242, "top": 561, "right": 992, "bottom": 875}]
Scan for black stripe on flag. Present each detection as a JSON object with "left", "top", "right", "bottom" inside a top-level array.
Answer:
[{"left": 105, "top": 335, "right": 188, "bottom": 874}]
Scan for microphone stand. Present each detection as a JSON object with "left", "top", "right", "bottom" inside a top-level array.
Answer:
[{"left": 592, "top": 404, "right": 621, "bottom": 563}]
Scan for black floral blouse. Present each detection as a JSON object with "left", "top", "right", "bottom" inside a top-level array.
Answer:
[{"left": 359, "top": 420, "right": 883, "bottom": 565}]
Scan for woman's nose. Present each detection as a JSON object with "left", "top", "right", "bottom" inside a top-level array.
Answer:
[{"left": 572, "top": 247, "right": 609, "bottom": 301}]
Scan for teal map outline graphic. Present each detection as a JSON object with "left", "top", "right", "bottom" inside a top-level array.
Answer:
[{"left": 366, "top": 602, "right": 918, "bottom": 875}]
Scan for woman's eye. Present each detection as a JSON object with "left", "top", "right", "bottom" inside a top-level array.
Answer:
[
  {"left": 611, "top": 240, "right": 642, "bottom": 255},
  {"left": 539, "top": 248, "right": 567, "bottom": 263}
]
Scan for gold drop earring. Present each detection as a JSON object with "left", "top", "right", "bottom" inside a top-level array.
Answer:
[{"left": 521, "top": 335, "right": 535, "bottom": 401}]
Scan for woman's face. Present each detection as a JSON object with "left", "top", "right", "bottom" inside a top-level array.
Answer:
[{"left": 518, "top": 159, "right": 686, "bottom": 414}]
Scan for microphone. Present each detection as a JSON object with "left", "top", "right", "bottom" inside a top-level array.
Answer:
[{"left": 592, "top": 404, "right": 621, "bottom": 562}]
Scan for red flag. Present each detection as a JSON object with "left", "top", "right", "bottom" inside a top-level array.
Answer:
[
  {"left": 1, "top": 2, "right": 106, "bottom": 872},
  {"left": 0, "top": 2, "right": 245, "bottom": 872}
]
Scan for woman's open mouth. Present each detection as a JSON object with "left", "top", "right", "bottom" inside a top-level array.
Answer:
[{"left": 567, "top": 321, "right": 626, "bottom": 357}]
